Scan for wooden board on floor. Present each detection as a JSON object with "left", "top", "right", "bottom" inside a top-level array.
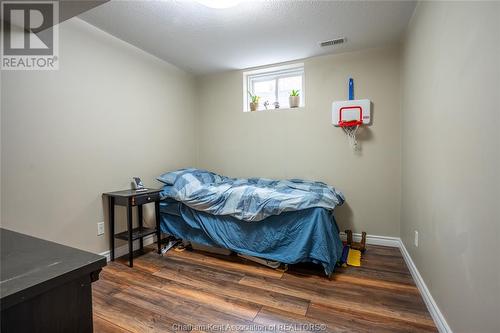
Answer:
[{"left": 93, "top": 245, "right": 437, "bottom": 333}]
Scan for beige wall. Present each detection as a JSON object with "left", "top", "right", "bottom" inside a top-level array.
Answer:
[
  {"left": 401, "top": 2, "right": 500, "bottom": 332},
  {"left": 1, "top": 19, "right": 198, "bottom": 254},
  {"left": 197, "top": 47, "right": 402, "bottom": 236}
]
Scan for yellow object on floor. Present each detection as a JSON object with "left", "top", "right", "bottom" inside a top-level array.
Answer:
[{"left": 347, "top": 248, "right": 362, "bottom": 267}]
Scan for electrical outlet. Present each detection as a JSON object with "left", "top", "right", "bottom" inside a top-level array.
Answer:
[
  {"left": 414, "top": 230, "right": 419, "bottom": 247},
  {"left": 97, "top": 222, "right": 105, "bottom": 236}
]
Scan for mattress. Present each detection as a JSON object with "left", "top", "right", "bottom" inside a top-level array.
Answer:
[{"left": 159, "top": 199, "right": 343, "bottom": 276}]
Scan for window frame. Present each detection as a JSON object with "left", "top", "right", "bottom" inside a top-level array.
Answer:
[{"left": 243, "top": 63, "right": 305, "bottom": 112}]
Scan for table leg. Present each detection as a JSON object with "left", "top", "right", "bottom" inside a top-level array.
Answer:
[
  {"left": 108, "top": 196, "right": 115, "bottom": 261},
  {"left": 155, "top": 200, "right": 161, "bottom": 254},
  {"left": 138, "top": 204, "right": 143, "bottom": 252},
  {"left": 127, "top": 203, "right": 133, "bottom": 267}
]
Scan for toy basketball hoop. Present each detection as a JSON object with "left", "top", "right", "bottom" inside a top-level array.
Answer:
[
  {"left": 332, "top": 99, "right": 371, "bottom": 151},
  {"left": 332, "top": 75, "right": 372, "bottom": 152}
]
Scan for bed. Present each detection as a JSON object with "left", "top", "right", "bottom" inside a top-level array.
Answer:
[{"left": 157, "top": 169, "right": 345, "bottom": 276}]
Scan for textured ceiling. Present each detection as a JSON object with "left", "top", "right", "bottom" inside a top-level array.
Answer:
[{"left": 80, "top": 0, "right": 416, "bottom": 75}]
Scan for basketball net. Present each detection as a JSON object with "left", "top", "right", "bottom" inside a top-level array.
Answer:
[{"left": 341, "top": 124, "right": 360, "bottom": 151}]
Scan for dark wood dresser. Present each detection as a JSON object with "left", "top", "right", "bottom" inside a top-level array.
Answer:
[{"left": 0, "top": 228, "right": 106, "bottom": 333}]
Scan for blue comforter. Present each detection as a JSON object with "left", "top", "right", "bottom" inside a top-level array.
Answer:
[
  {"left": 158, "top": 168, "right": 345, "bottom": 222},
  {"left": 160, "top": 200, "right": 344, "bottom": 276}
]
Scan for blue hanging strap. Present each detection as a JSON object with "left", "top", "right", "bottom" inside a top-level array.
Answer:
[{"left": 348, "top": 78, "right": 354, "bottom": 100}]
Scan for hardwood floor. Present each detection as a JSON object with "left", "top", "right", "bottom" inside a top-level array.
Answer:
[{"left": 92, "top": 245, "right": 437, "bottom": 333}]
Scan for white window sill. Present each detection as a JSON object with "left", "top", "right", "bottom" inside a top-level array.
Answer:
[{"left": 244, "top": 107, "right": 305, "bottom": 113}]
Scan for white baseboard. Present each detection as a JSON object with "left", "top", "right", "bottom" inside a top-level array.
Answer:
[
  {"left": 99, "top": 234, "right": 156, "bottom": 262},
  {"left": 98, "top": 231, "right": 451, "bottom": 332},
  {"left": 338, "top": 232, "right": 451, "bottom": 332},
  {"left": 339, "top": 231, "right": 400, "bottom": 247},
  {"left": 398, "top": 239, "right": 452, "bottom": 333}
]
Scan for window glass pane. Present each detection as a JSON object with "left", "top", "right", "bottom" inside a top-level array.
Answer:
[
  {"left": 252, "top": 79, "right": 276, "bottom": 110},
  {"left": 278, "top": 75, "right": 302, "bottom": 108},
  {"left": 244, "top": 64, "right": 304, "bottom": 111}
]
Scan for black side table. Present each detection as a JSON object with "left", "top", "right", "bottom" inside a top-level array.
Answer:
[{"left": 103, "top": 189, "right": 162, "bottom": 267}]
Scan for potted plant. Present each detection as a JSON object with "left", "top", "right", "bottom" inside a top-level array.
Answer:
[
  {"left": 289, "top": 89, "right": 300, "bottom": 108},
  {"left": 248, "top": 91, "right": 260, "bottom": 111}
]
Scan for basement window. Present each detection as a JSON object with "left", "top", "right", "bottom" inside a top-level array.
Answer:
[{"left": 243, "top": 63, "right": 304, "bottom": 112}]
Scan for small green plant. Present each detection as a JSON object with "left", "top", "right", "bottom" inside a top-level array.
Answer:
[
  {"left": 248, "top": 91, "right": 260, "bottom": 103},
  {"left": 290, "top": 89, "right": 300, "bottom": 97}
]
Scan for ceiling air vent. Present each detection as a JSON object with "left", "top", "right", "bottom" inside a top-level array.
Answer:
[{"left": 320, "top": 38, "right": 346, "bottom": 47}]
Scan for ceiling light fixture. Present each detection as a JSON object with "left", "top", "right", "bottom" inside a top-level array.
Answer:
[{"left": 195, "top": 0, "right": 242, "bottom": 9}]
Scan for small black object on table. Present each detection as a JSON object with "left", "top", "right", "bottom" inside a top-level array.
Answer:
[
  {"left": 103, "top": 188, "right": 163, "bottom": 267},
  {"left": 1, "top": 228, "right": 106, "bottom": 333}
]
